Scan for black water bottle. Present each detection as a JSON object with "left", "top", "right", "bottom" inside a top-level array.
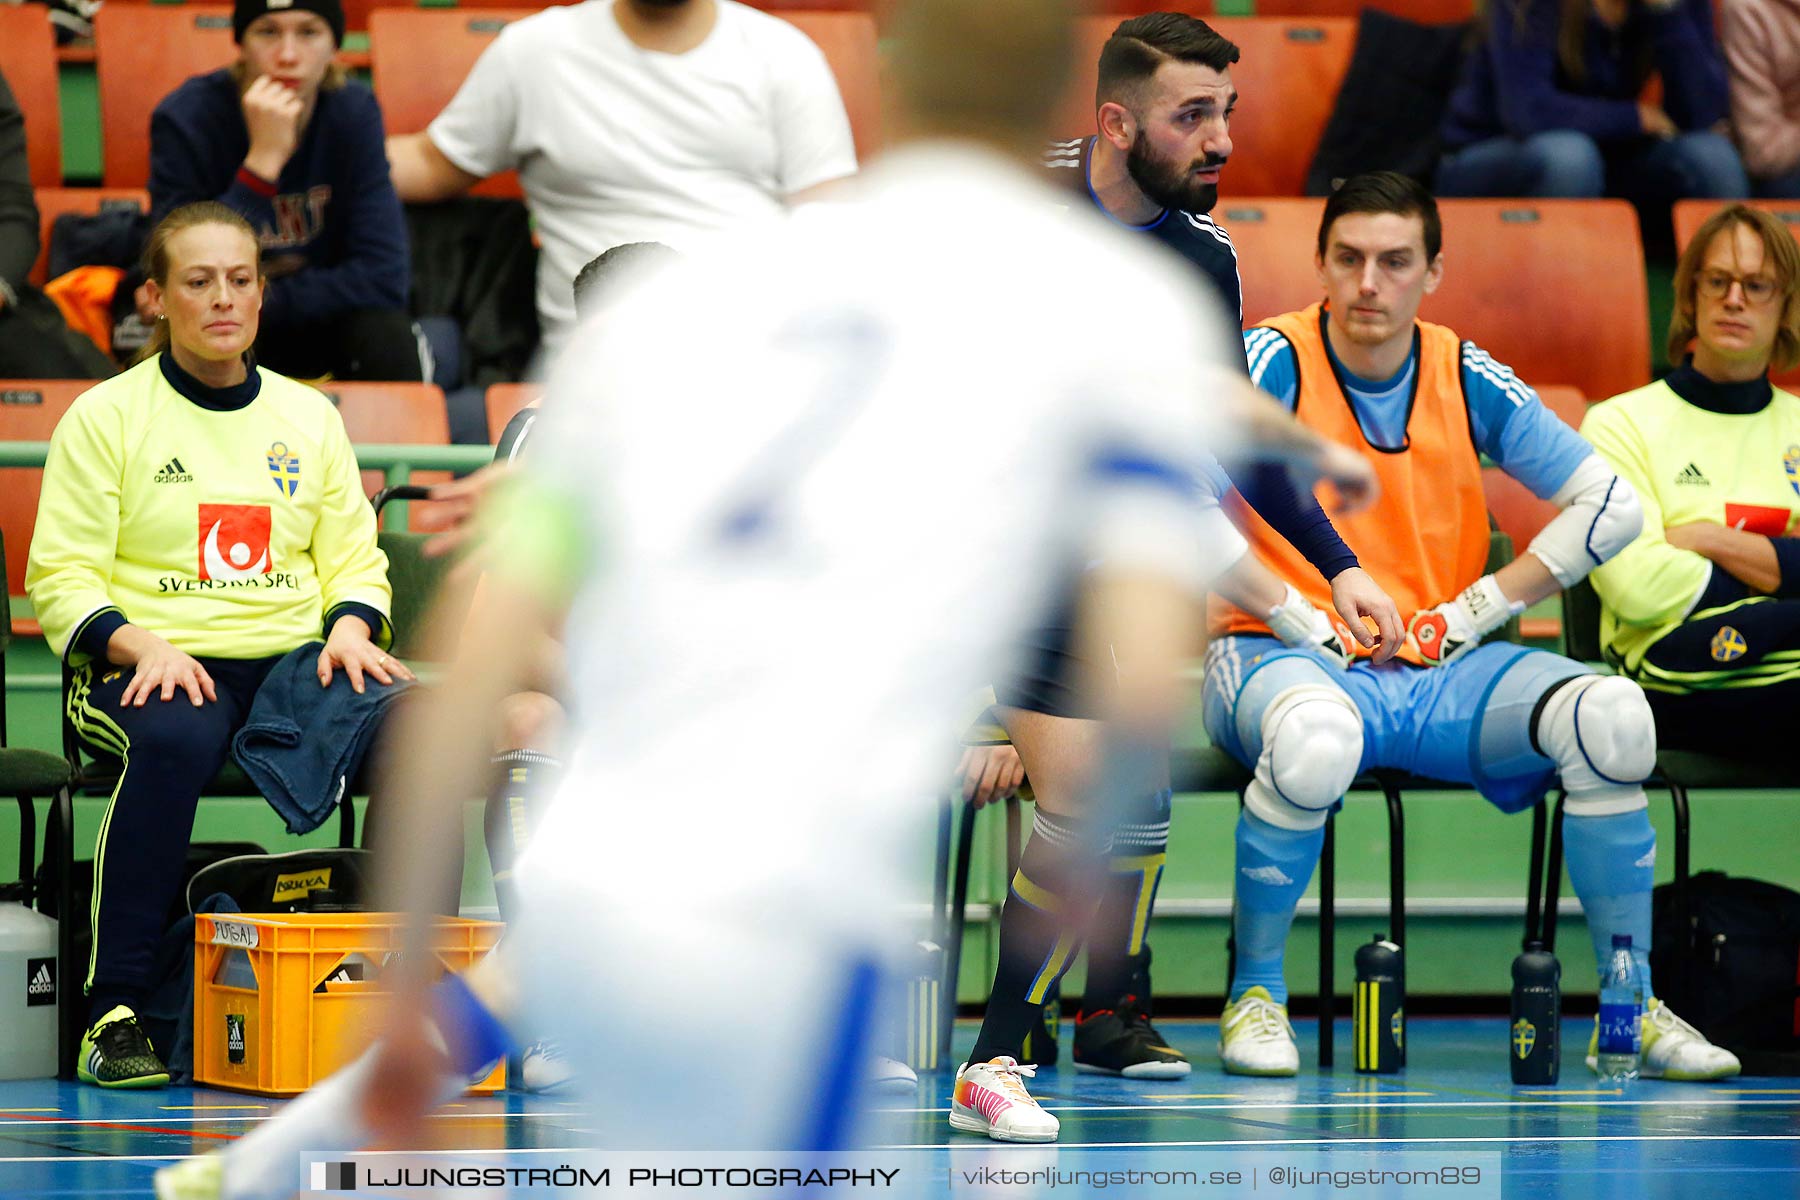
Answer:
[
  {"left": 1353, "top": 936, "right": 1405, "bottom": 1074},
  {"left": 1510, "top": 941, "right": 1560, "bottom": 1085}
]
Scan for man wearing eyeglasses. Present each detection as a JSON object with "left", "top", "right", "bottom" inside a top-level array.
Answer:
[{"left": 1584, "top": 203, "right": 1800, "bottom": 761}]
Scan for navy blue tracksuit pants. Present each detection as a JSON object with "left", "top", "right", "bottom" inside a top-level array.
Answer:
[{"left": 66, "top": 655, "right": 283, "bottom": 1023}]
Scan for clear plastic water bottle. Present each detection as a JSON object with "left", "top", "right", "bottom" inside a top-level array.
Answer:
[{"left": 1596, "top": 933, "right": 1643, "bottom": 1083}]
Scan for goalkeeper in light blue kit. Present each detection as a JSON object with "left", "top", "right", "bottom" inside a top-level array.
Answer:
[{"left": 1204, "top": 172, "right": 1740, "bottom": 1082}]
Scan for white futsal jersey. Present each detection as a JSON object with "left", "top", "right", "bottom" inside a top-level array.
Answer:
[{"left": 500, "top": 147, "right": 1241, "bottom": 1148}]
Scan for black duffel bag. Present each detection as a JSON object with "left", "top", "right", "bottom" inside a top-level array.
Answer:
[
  {"left": 185, "top": 846, "right": 375, "bottom": 915},
  {"left": 1652, "top": 871, "right": 1800, "bottom": 1076}
]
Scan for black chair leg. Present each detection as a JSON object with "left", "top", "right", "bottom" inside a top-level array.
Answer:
[
  {"left": 1668, "top": 778, "right": 1693, "bottom": 978},
  {"left": 14, "top": 794, "right": 34, "bottom": 907},
  {"left": 338, "top": 791, "right": 357, "bottom": 847},
  {"left": 1319, "top": 809, "right": 1335, "bottom": 1069},
  {"left": 1543, "top": 794, "right": 1566, "bottom": 955},
  {"left": 1004, "top": 796, "right": 1022, "bottom": 881},
  {"left": 941, "top": 799, "right": 980, "bottom": 1064},
  {"left": 52, "top": 784, "right": 77, "bottom": 1081},
  {"left": 1525, "top": 798, "right": 1547, "bottom": 947},
  {"left": 1379, "top": 783, "right": 1406, "bottom": 1066},
  {"left": 1226, "top": 789, "right": 1245, "bottom": 992},
  {"left": 1381, "top": 782, "right": 1405, "bottom": 949}
]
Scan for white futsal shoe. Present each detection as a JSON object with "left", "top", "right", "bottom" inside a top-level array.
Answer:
[
  {"left": 949, "top": 1056, "right": 1060, "bottom": 1143},
  {"left": 1585, "top": 998, "right": 1742, "bottom": 1081},
  {"left": 521, "top": 1041, "right": 574, "bottom": 1093},
  {"left": 868, "top": 1055, "right": 919, "bottom": 1093},
  {"left": 154, "top": 1155, "right": 222, "bottom": 1200},
  {"left": 1219, "top": 986, "right": 1301, "bottom": 1077}
]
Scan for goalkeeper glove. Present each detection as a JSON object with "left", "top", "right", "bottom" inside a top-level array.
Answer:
[
  {"left": 1405, "top": 574, "right": 1520, "bottom": 667},
  {"left": 1266, "top": 582, "right": 1355, "bottom": 670}
]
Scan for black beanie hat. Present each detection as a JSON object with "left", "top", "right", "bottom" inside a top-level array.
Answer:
[{"left": 234, "top": 0, "right": 346, "bottom": 47}]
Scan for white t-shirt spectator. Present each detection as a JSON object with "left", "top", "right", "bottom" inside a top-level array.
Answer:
[{"left": 429, "top": 0, "right": 857, "bottom": 352}]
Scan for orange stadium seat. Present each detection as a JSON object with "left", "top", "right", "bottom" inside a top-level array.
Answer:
[
  {"left": 1216, "top": 197, "right": 1325, "bottom": 325},
  {"left": 0, "top": 380, "right": 89, "bottom": 613},
  {"left": 343, "top": 0, "right": 576, "bottom": 34},
  {"left": 484, "top": 382, "right": 541, "bottom": 442},
  {"left": 1434, "top": 199, "right": 1649, "bottom": 402},
  {"left": 94, "top": 5, "right": 237, "bottom": 187},
  {"left": 322, "top": 382, "right": 454, "bottom": 531},
  {"left": 369, "top": 8, "right": 881, "bottom": 199},
  {"left": 1673, "top": 199, "right": 1800, "bottom": 392},
  {"left": 1054, "top": 16, "right": 1355, "bottom": 198},
  {"left": 1221, "top": 196, "right": 1650, "bottom": 401},
  {"left": 1252, "top": 0, "right": 1475, "bottom": 22},
  {"left": 0, "top": 4, "right": 64, "bottom": 187},
  {"left": 29, "top": 187, "right": 150, "bottom": 287},
  {"left": 347, "top": 0, "right": 874, "bottom": 23}
]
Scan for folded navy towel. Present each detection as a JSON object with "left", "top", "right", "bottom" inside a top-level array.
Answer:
[{"left": 232, "top": 642, "right": 415, "bottom": 834}]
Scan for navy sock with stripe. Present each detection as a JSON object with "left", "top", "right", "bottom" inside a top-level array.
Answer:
[
  {"left": 968, "top": 810, "right": 1110, "bottom": 1065},
  {"left": 1080, "top": 788, "right": 1172, "bottom": 1015},
  {"left": 484, "top": 750, "right": 561, "bottom": 924}
]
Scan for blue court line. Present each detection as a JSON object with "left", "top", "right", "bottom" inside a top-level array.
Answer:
[{"left": 873, "top": 1097, "right": 1800, "bottom": 1112}]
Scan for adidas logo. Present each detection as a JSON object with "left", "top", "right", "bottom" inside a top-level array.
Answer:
[
  {"left": 152, "top": 456, "right": 193, "bottom": 484},
  {"left": 26, "top": 958, "right": 54, "bottom": 1006},
  {"left": 1241, "top": 865, "right": 1294, "bottom": 886},
  {"left": 1675, "top": 462, "right": 1710, "bottom": 486}
]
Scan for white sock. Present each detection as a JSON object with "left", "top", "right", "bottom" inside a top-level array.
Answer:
[{"left": 217, "top": 1048, "right": 466, "bottom": 1200}]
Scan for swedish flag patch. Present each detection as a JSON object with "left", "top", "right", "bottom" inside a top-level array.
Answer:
[
  {"left": 267, "top": 442, "right": 301, "bottom": 498},
  {"left": 1711, "top": 626, "right": 1748, "bottom": 663}
]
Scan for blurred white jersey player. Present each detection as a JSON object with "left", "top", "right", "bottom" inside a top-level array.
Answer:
[
  {"left": 156, "top": 2, "right": 1250, "bottom": 1195},
  {"left": 506, "top": 126, "right": 1242, "bottom": 1154}
]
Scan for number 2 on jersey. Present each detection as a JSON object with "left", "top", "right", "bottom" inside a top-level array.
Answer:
[{"left": 715, "top": 309, "right": 892, "bottom": 543}]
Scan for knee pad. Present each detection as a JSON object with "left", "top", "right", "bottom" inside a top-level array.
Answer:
[
  {"left": 1243, "top": 685, "right": 1363, "bottom": 831},
  {"left": 1534, "top": 675, "right": 1655, "bottom": 816}
]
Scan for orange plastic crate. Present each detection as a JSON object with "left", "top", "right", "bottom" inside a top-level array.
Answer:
[{"left": 193, "top": 912, "right": 505, "bottom": 1096}]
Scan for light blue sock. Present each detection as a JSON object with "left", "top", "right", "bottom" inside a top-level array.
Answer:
[
  {"left": 1563, "top": 809, "right": 1656, "bottom": 996},
  {"left": 1229, "top": 810, "right": 1325, "bottom": 1005}
]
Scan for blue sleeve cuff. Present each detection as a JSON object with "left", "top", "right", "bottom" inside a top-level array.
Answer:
[
  {"left": 72, "top": 608, "right": 128, "bottom": 664},
  {"left": 1771, "top": 539, "right": 1800, "bottom": 600},
  {"left": 324, "top": 601, "right": 394, "bottom": 650}
]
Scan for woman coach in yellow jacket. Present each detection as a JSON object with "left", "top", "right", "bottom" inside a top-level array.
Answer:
[
  {"left": 25, "top": 201, "right": 413, "bottom": 1089},
  {"left": 1583, "top": 204, "right": 1800, "bottom": 750}
]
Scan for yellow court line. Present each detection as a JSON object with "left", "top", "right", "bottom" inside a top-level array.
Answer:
[
  {"left": 1519, "top": 1089, "right": 1623, "bottom": 1095},
  {"left": 1335, "top": 1091, "right": 1435, "bottom": 1097}
]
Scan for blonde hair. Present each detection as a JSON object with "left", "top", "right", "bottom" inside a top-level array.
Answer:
[
  {"left": 1667, "top": 204, "right": 1800, "bottom": 374},
  {"left": 134, "top": 202, "right": 263, "bottom": 365},
  {"left": 886, "top": 0, "right": 1078, "bottom": 153}
]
